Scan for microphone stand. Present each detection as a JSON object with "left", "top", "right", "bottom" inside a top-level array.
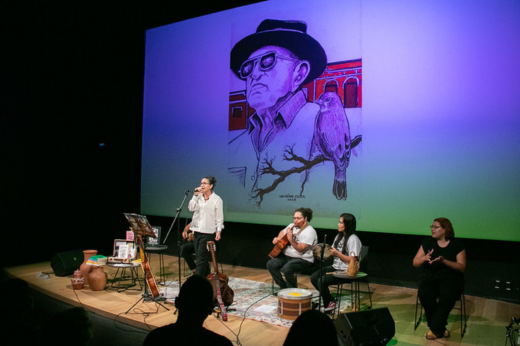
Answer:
[
  {"left": 318, "top": 234, "right": 327, "bottom": 311},
  {"left": 163, "top": 190, "right": 190, "bottom": 296}
]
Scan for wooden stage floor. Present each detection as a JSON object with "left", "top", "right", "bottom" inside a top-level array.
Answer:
[{"left": 4, "top": 254, "right": 519, "bottom": 346}]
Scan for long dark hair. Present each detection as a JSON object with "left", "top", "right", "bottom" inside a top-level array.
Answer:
[{"left": 333, "top": 213, "right": 357, "bottom": 254}]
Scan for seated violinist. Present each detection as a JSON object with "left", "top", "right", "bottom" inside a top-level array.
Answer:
[{"left": 267, "top": 207, "right": 317, "bottom": 290}]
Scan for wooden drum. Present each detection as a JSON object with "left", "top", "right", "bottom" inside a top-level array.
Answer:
[{"left": 277, "top": 288, "right": 312, "bottom": 320}]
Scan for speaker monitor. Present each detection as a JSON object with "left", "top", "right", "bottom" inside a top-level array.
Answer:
[
  {"left": 51, "top": 250, "right": 84, "bottom": 277},
  {"left": 334, "top": 307, "right": 395, "bottom": 346}
]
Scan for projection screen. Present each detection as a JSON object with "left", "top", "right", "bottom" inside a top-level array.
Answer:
[{"left": 141, "top": 0, "right": 520, "bottom": 241}]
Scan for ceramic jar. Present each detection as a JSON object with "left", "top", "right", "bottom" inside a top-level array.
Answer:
[
  {"left": 80, "top": 250, "right": 97, "bottom": 286},
  {"left": 88, "top": 266, "right": 107, "bottom": 291},
  {"left": 71, "top": 269, "right": 85, "bottom": 290}
]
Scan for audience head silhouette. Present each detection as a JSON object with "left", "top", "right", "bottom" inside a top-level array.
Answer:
[
  {"left": 42, "top": 307, "right": 93, "bottom": 346},
  {"left": 143, "top": 274, "right": 233, "bottom": 346},
  {"left": 283, "top": 310, "right": 338, "bottom": 346},
  {"left": 175, "top": 274, "right": 214, "bottom": 322},
  {"left": 1, "top": 278, "right": 41, "bottom": 346}
]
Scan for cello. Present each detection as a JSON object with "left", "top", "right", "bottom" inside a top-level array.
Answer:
[{"left": 206, "top": 241, "right": 234, "bottom": 321}]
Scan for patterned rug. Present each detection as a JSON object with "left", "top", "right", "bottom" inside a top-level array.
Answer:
[{"left": 159, "top": 277, "right": 354, "bottom": 327}]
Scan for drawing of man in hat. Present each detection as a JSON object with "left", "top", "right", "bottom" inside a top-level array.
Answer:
[{"left": 228, "top": 19, "right": 327, "bottom": 212}]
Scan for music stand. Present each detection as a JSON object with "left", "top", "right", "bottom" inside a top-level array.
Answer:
[{"left": 123, "top": 213, "right": 169, "bottom": 313}]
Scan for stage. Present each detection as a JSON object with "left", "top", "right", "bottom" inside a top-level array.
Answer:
[{"left": 4, "top": 254, "right": 519, "bottom": 346}]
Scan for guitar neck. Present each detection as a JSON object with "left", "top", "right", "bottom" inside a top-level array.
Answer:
[{"left": 207, "top": 241, "right": 219, "bottom": 274}]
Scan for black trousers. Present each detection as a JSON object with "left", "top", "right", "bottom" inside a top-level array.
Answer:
[
  {"left": 266, "top": 253, "right": 313, "bottom": 289},
  {"left": 418, "top": 275, "right": 464, "bottom": 336},
  {"left": 193, "top": 232, "right": 216, "bottom": 277},
  {"left": 310, "top": 265, "right": 349, "bottom": 306}
]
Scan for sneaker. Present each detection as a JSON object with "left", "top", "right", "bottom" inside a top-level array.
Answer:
[{"left": 324, "top": 301, "right": 336, "bottom": 312}]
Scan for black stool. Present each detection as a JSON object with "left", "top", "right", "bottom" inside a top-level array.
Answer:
[
  {"left": 107, "top": 262, "right": 143, "bottom": 293},
  {"left": 334, "top": 272, "right": 372, "bottom": 315}
]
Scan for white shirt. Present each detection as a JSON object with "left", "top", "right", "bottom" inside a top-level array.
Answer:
[
  {"left": 188, "top": 192, "right": 224, "bottom": 234},
  {"left": 332, "top": 233, "right": 362, "bottom": 271},
  {"left": 282, "top": 223, "right": 317, "bottom": 263}
]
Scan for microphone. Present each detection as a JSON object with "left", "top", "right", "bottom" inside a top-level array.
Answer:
[{"left": 184, "top": 190, "right": 190, "bottom": 194}]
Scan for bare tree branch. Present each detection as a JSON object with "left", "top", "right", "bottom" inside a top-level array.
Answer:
[{"left": 250, "top": 135, "right": 362, "bottom": 207}]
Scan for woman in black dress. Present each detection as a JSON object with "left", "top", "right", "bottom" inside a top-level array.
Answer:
[{"left": 413, "top": 217, "right": 466, "bottom": 340}]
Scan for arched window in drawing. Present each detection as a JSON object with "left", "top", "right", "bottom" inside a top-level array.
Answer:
[
  {"left": 325, "top": 79, "right": 339, "bottom": 93},
  {"left": 344, "top": 77, "right": 359, "bottom": 108}
]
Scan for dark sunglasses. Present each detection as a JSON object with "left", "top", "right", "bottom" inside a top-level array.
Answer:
[{"left": 238, "top": 51, "right": 297, "bottom": 79}]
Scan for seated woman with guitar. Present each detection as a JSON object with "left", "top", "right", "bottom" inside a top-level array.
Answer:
[
  {"left": 267, "top": 207, "right": 317, "bottom": 290},
  {"left": 310, "top": 213, "right": 362, "bottom": 313}
]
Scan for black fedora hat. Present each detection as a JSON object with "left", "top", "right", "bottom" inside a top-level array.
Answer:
[{"left": 230, "top": 19, "right": 327, "bottom": 86}]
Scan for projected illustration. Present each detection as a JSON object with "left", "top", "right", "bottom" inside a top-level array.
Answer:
[{"left": 228, "top": 19, "right": 362, "bottom": 210}]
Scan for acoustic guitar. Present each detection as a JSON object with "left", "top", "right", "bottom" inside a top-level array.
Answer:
[
  {"left": 206, "top": 241, "right": 234, "bottom": 321},
  {"left": 136, "top": 234, "right": 160, "bottom": 299},
  {"left": 268, "top": 233, "right": 289, "bottom": 258},
  {"left": 268, "top": 225, "right": 306, "bottom": 258}
]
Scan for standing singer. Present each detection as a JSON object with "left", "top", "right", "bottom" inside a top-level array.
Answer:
[
  {"left": 188, "top": 176, "right": 224, "bottom": 277},
  {"left": 267, "top": 207, "right": 317, "bottom": 290}
]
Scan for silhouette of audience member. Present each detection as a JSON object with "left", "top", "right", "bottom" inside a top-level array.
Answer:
[
  {"left": 143, "top": 274, "right": 232, "bottom": 346},
  {"left": 282, "top": 310, "right": 338, "bottom": 346},
  {"left": 41, "top": 307, "right": 93, "bottom": 346},
  {"left": 1, "top": 278, "right": 41, "bottom": 346}
]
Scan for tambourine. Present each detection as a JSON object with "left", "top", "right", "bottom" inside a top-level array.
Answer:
[{"left": 313, "top": 243, "right": 332, "bottom": 260}]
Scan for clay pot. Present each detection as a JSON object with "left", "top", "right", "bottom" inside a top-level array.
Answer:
[
  {"left": 88, "top": 266, "right": 107, "bottom": 291},
  {"left": 71, "top": 269, "right": 85, "bottom": 290},
  {"left": 80, "top": 250, "right": 97, "bottom": 286}
]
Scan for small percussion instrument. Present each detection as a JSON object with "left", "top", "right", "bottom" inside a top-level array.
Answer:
[
  {"left": 277, "top": 288, "right": 312, "bottom": 320},
  {"left": 312, "top": 243, "right": 332, "bottom": 260},
  {"left": 347, "top": 251, "right": 360, "bottom": 277}
]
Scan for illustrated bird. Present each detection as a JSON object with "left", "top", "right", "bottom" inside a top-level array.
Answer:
[{"left": 312, "top": 92, "right": 351, "bottom": 200}]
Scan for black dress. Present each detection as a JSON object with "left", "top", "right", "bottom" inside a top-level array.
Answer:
[{"left": 418, "top": 237, "right": 465, "bottom": 337}]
